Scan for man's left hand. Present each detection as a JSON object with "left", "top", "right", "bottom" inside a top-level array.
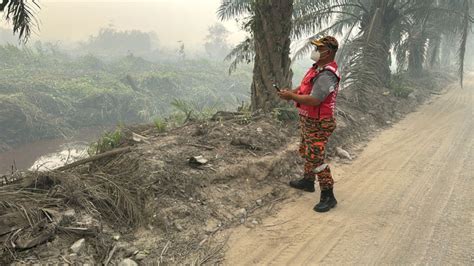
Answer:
[{"left": 278, "top": 90, "right": 294, "bottom": 101}]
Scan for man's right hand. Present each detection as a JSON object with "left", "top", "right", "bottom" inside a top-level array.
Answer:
[
  {"left": 280, "top": 87, "right": 299, "bottom": 94},
  {"left": 277, "top": 89, "right": 295, "bottom": 101}
]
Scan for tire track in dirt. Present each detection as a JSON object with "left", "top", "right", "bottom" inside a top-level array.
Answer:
[{"left": 224, "top": 76, "right": 473, "bottom": 265}]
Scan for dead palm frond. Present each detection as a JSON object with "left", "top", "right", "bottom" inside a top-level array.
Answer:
[{"left": 0, "top": 154, "right": 144, "bottom": 229}]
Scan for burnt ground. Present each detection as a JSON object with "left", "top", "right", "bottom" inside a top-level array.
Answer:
[{"left": 0, "top": 71, "right": 454, "bottom": 264}]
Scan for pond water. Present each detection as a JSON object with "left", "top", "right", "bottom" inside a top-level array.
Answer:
[{"left": 0, "top": 127, "right": 112, "bottom": 174}]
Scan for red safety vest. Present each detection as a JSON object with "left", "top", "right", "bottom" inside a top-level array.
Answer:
[{"left": 296, "top": 61, "right": 341, "bottom": 119}]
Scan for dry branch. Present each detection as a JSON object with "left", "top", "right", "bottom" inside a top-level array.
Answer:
[
  {"left": 56, "top": 147, "right": 131, "bottom": 171},
  {"left": 187, "top": 143, "right": 216, "bottom": 150}
]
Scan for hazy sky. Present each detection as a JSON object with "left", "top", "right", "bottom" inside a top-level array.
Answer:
[{"left": 2, "top": 0, "right": 245, "bottom": 50}]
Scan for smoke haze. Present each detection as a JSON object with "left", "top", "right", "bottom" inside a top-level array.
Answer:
[{"left": 1, "top": 0, "right": 244, "bottom": 51}]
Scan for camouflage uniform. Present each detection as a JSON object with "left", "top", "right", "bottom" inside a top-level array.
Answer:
[{"left": 299, "top": 115, "right": 336, "bottom": 190}]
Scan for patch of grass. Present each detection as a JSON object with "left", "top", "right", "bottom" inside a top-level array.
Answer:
[
  {"left": 170, "top": 98, "right": 221, "bottom": 124},
  {"left": 153, "top": 117, "right": 167, "bottom": 133},
  {"left": 236, "top": 100, "right": 251, "bottom": 113},
  {"left": 392, "top": 85, "right": 413, "bottom": 98},
  {"left": 88, "top": 128, "right": 123, "bottom": 155},
  {"left": 390, "top": 75, "right": 414, "bottom": 98},
  {"left": 236, "top": 110, "right": 253, "bottom": 125}
]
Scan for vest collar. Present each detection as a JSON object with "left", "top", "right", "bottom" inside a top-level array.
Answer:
[{"left": 312, "top": 61, "right": 335, "bottom": 72}]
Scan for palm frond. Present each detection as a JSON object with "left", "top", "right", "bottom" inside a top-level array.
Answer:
[
  {"left": 394, "top": 34, "right": 409, "bottom": 72},
  {"left": 291, "top": 40, "right": 313, "bottom": 63},
  {"left": 225, "top": 36, "right": 254, "bottom": 74},
  {"left": 335, "top": 21, "right": 359, "bottom": 67},
  {"left": 292, "top": 13, "right": 357, "bottom": 39},
  {"left": 2, "top": 0, "right": 40, "bottom": 43},
  {"left": 294, "top": 0, "right": 366, "bottom": 16},
  {"left": 217, "top": 0, "right": 254, "bottom": 21},
  {"left": 343, "top": 35, "right": 390, "bottom": 90},
  {"left": 292, "top": 0, "right": 366, "bottom": 38},
  {"left": 0, "top": 0, "right": 8, "bottom": 11},
  {"left": 292, "top": 18, "right": 356, "bottom": 62}
]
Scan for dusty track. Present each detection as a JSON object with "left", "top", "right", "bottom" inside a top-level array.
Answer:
[{"left": 225, "top": 77, "right": 473, "bottom": 265}]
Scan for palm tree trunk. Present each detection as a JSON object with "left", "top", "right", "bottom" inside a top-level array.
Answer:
[
  {"left": 358, "top": 0, "right": 395, "bottom": 88},
  {"left": 458, "top": 0, "right": 470, "bottom": 88},
  {"left": 250, "top": 0, "right": 293, "bottom": 112},
  {"left": 408, "top": 32, "right": 426, "bottom": 76},
  {"left": 427, "top": 37, "right": 441, "bottom": 69},
  {"left": 440, "top": 33, "right": 454, "bottom": 67}
]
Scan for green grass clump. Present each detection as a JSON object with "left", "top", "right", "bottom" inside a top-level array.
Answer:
[
  {"left": 390, "top": 75, "right": 414, "bottom": 98},
  {"left": 153, "top": 117, "right": 167, "bottom": 133},
  {"left": 88, "top": 129, "right": 123, "bottom": 155}
]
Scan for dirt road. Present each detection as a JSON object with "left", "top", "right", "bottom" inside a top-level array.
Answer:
[{"left": 225, "top": 78, "right": 473, "bottom": 265}]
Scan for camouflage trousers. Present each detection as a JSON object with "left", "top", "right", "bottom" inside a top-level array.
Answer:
[{"left": 299, "top": 115, "right": 336, "bottom": 190}]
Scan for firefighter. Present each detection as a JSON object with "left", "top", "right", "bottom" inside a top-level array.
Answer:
[{"left": 278, "top": 36, "right": 341, "bottom": 212}]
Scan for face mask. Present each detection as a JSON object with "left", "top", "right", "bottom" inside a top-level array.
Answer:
[{"left": 310, "top": 50, "right": 320, "bottom": 62}]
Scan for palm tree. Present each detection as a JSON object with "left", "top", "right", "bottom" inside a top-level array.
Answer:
[
  {"left": 225, "top": 0, "right": 406, "bottom": 91},
  {"left": 0, "top": 0, "right": 40, "bottom": 43},
  {"left": 293, "top": 0, "right": 473, "bottom": 88},
  {"left": 393, "top": 0, "right": 473, "bottom": 87},
  {"left": 219, "top": 0, "right": 294, "bottom": 112},
  {"left": 457, "top": 0, "right": 472, "bottom": 88},
  {"left": 293, "top": 0, "right": 434, "bottom": 89},
  {"left": 226, "top": 0, "right": 472, "bottom": 94}
]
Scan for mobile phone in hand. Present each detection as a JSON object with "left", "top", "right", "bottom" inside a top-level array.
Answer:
[{"left": 272, "top": 83, "right": 281, "bottom": 92}]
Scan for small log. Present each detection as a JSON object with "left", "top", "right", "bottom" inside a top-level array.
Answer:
[
  {"left": 187, "top": 143, "right": 216, "bottom": 150},
  {"left": 211, "top": 111, "right": 244, "bottom": 121},
  {"left": 12, "top": 226, "right": 56, "bottom": 250},
  {"left": 57, "top": 226, "right": 98, "bottom": 236},
  {"left": 56, "top": 147, "right": 131, "bottom": 171}
]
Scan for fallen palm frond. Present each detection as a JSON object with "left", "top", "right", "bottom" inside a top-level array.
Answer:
[
  {"left": 1, "top": 160, "right": 143, "bottom": 226},
  {"left": 0, "top": 148, "right": 145, "bottom": 262}
]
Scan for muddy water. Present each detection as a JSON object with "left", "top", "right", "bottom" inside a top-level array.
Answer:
[{"left": 0, "top": 127, "right": 112, "bottom": 174}]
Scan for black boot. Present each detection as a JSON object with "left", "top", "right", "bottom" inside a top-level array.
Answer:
[
  {"left": 313, "top": 188, "right": 337, "bottom": 212},
  {"left": 289, "top": 178, "right": 315, "bottom": 192}
]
